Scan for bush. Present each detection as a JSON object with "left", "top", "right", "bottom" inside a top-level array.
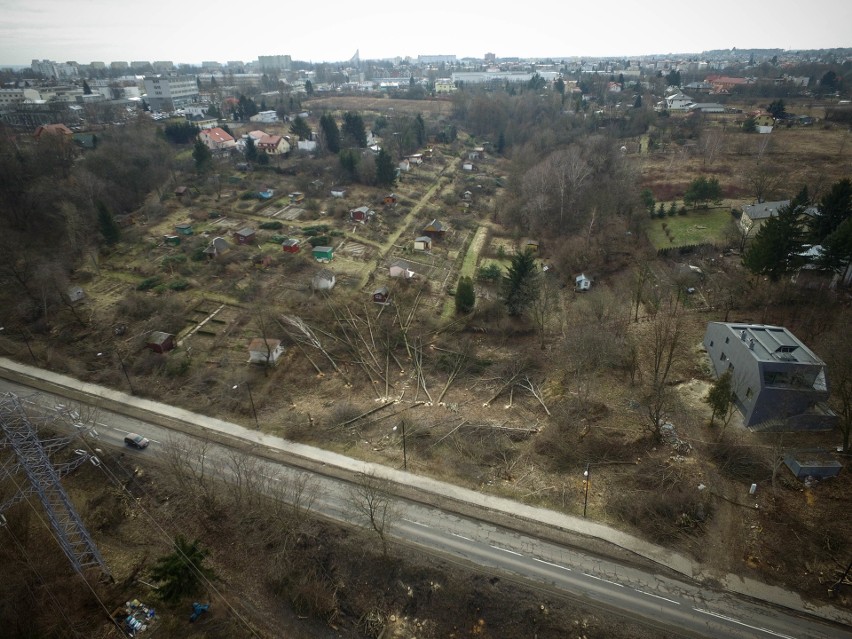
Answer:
[
  {"left": 259, "top": 221, "right": 284, "bottom": 230},
  {"left": 137, "top": 276, "right": 163, "bottom": 291},
  {"left": 168, "top": 279, "right": 190, "bottom": 291},
  {"left": 477, "top": 263, "right": 502, "bottom": 282},
  {"left": 307, "top": 236, "right": 331, "bottom": 247}
]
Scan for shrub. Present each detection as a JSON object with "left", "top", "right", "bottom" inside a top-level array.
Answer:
[
  {"left": 477, "top": 263, "right": 502, "bottom": 282},
  {"left": 168, "top": 279, "right": 190, "bottom": 291},
  {"left": 259, "top": 221, "right": 284, "bottom": 230},
  {"left": 137, "top": 276, "right": 163, "bottom": 291}
]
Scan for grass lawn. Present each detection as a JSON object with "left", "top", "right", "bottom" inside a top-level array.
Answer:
[{"left": 645, "top": 207, "right": 734, "bottom": 250}]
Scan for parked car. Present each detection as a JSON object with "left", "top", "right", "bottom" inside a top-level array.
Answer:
[{"left": 124, "top": 433, "right": 150, "bottom": 449}]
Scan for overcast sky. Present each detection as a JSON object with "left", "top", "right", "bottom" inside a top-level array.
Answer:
[{"left": 1, "top": 0, "right": 850, "bottom": 66}]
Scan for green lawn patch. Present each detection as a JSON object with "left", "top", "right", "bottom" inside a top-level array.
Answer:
[{"left": 645, "top": 207, "right": 734, "bottom": 250}]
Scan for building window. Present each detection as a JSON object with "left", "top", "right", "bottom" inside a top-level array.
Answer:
[
  {"left": 725, "top": 337, "right": 730, "bottom": 344},
  {"left": 709, "top": 340, "right": 714, "bottom": 347},
  {"left": 746, "top": 387, "right": 753, "bottom": 399},
  {"left": 720, "top": 352, "right": 727, "bottom": 362}
]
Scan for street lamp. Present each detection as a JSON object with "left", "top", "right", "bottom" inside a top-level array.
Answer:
[
  {"left": 232, "top": 382, "right": 259, "bottom": 430},
  {"left": 97, "top": 349, "right": 135, "bottom": 395},
  {"left": 392, "top": 420, "right": 408, "bottom": 470},
  {"left": 583, "top": 463, "right": 590, "bottom": 518}
]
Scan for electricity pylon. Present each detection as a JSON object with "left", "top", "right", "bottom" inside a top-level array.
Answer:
[{"left": 0, "top": 392, "right": 110, "bottom": 577}]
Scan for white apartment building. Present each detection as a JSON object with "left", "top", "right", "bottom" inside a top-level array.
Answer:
[
  {"left": 0, "top": 88, "right": 41, "bottom": 110},
  {"left": 143, "top": 75, "right": 199, "bottom": 111}
]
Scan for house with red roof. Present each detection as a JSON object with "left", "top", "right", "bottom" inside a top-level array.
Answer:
[{"left": 198, "top": 127, "right": 236, "bottom": 152}]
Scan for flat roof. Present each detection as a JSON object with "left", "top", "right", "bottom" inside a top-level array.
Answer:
[{"left": 713, "top": 323, "right": 824, "bottom": 365}]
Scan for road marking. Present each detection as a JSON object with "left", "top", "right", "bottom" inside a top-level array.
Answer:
[
  {"left": 636, "top": 590, "right": 681, "bottom": 605},
  {"left": 693, "top": 608, "right": 795, "bottom": 638},
  {"left": 402, "top": 518, "right": 431, "bottom": 529},
  {"left": 490, "top": 544, "right": 522, "bottom": 556},
  {"left": 451, "top": 532, "right": 473, "bottom": 541},
  {"left": 532, "top": 558, "right": 571, "bottom": 571},
  {"left": 583, "top": 573, "right": 624, "bottom": 587}
]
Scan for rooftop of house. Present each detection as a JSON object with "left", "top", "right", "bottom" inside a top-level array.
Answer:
[
  {"left": 200, "top": 127, "right": 234, "bottom": 143},
  {"left": 712, "top": 323, "right": 824, "bottom": 366},
  {"left": 248, "top": 337, "right": 281, "bottom": 352},
  {"left": 743, "top": 200, "right": 790, "bottom": 219}
]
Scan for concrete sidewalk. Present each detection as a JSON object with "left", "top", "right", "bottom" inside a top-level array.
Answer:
[{"left": 2, "top": 356, "right": 850, "bottom": 627}]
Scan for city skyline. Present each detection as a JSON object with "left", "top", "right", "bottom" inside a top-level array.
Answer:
[{"left": 1, "top": 0, "right": 850, "bottom": 67}]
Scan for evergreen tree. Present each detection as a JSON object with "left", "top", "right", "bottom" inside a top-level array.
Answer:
[
  {"left": 455, "top": 276, "right": 475, "bottom": 314},
  {"left": 245, "top": 136, "right": 258, "bottom": 163},
  {"left": 342, "top": 111, "right": 367, "bottom": 147},
  {"left": 502, "top": 249, "right": 539, "bottom": 317},
  {"left": 414, "top": 114, "right": 426, "bottom": 147},
  {"left": 807, "top": 178, "right": 851, "bottom": 243},
  {"left": 743, "top": 191, "right": 808, "bottom": 281},
  {"left": 705, "top": 369, "right": 733, "bottom": 427},
  {"left": 319, "top": 114, "right": 340, "bottom": 153},
  {"left": 289, "top": 115, "right": 311, "bottom": 140},
  {"left": 149, "top": 536, "right": 214, "bottom": 603},
  {"left": 192, "top": 138, "right": 213, "bottom": 173},
  {"left": 97, "top": 201, "right": 120, "bottom": 245},
  {"left": 816, "top": 217, "right": 852, "bottom": 274},
  {"left": 305, "top": 79, "right": 314, "bottom": 95},
  {"left": 375, "top": 148, "right": 396, "bottom": 187},
  {"left": 339, "top": 148, "right": 359, "bottom": 179},
  {"left": 82, "top": 79, "right": 92, "bottom": 95},
  {"left": 496, "top": 131, "right": 506, "bottom": 155}
]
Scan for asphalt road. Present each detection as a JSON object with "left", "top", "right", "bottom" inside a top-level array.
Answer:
[{"left": 2, "top": 379, "right": 850, "bottom": 639}]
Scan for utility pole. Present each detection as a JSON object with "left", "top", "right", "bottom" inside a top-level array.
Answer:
[{"left": 583, "top": 463, "right": 590, "bottom": 518}]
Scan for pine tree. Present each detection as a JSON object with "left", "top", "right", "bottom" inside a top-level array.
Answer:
[
  {"left": 375, "top": 149, "right": 396, "bottom": 187},
  {"left": 97, "top": 201, "right": 120, "bottom": 246},
  {"left": 455, "top": 277, "right": 475, "bottom": 314},
  {"left": 149, "top": 536, "right": 214, "bottom": 603},
  {"left": 319, "top": 114, "right": 340, "bottom": 153},
  {"left": 705, "top": 369, "right": 733, "bottom": 427},
  {"left": 192, "top": 138, "right": 213, "bottom": 173},
  {"left": 502, "top": 249, "right": 539, "bottom": 317},
  {"left": 743, "top": 193, "right": 807, "bottom": 281}
]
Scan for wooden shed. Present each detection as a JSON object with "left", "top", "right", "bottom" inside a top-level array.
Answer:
[
  {"left": 234, "top": 227, "right": 256, "bottom": 245},
  {"left": 413, "top": 236, "right": 432, "bottom": 252},
  {"left": 175, "top": 223, "right": 193, "bottom": 236},
  {"left": 146, "top": 331, "right": 175, "bottom": 354},
  {"left": 372, "top": 287, "right": 390, "bottom": 305},
  {"left": 281, "top": 238, "right": 301, "bottom": 253},
  {"left": 312, "top": 246, "right": 334, "bottom": 262}
]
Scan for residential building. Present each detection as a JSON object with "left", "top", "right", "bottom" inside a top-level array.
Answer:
[
  {"left": 143, "top": 75, "right": 199, "bottom": 111},
  {"left": 435, "top": 79, "right": 456, "bottom": 94},
  {"left": 198, "top": 127, "right": 236, "bottom": 152},
  {"left": 256, "top": 133, "right": 289, "bottom": 156},
  {"left": 0, "top": 88, "right": 40, "bottom": 110},
  {"left": 703, "top": 322, "right": 835, "bottom": 430},
  {"left": 741, "top": 200, "right": 790, "bottom": 232},
  {"left": 664, "top": 92, "right": 694, "bottom": 111},
  {"left": 257, "top": 55, "right": 292, "bottom": 72},
  {"left": 250, "top": 110, "right": 279, "bottom": 123}
]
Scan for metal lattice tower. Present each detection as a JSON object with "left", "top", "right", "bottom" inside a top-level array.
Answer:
[{"left": 0, "top": 393, "right": 110, "bottom": 577}]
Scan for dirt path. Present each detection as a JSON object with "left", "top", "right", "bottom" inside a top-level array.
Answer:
[{"left": 356, "top": 157, "right": 461, "bottom": 289}]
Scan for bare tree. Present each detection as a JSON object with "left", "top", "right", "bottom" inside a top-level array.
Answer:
[
  {"left": 817, "top": 323, "right": 852, "bottom": 454},
  {"left": 644, "top": 300, "right": 684, "bottom": 440},
  {"left": 348, "top": 471, "right": 396, "bottom": 556}
]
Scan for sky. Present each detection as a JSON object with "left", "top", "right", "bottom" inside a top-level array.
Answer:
[{"left": 1, "top": 0, "right": 850, "bottom": 66}]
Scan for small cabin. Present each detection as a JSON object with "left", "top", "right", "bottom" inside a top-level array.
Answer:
[
  {"left": 312, "top": 269, "right": 336, "bottom": 291},
  {"left": 281, "top": 238, "right": 301, "bottom": 253},
  {"left": 175, "top": 223, "right": 193, "bottom": 236},
  {"left": 383, "top": 193, "right": 398, "bottom": 205},
  {"left": 67, "top": 286, "right": 85, "bottom": 303},
  {"left": 248, "top": 337, "right": 285, "bottom": 365},
  {"left": 413, "top": 236, "right": 432, "bottom": 252},
  {"left": 390, "top": 260, "right": 418, "bottom": 279},
  {"left": 330, "top": 188, "right": 346, "bottom": 198},
  {"left": 312, "top": 245, "right": 334, "bottom": 262},
  {"left": 524, "top": 239, "right": 540, "bottom": 254},
  {"left": 575, "top": 273, "right": 592, "bottom": 292},
  {"left": 234, "top": 227, "right": 256, "bottom": 245},
  {"left": 146, "top": 331, "right": 175, "bottom": 354},
  {"left": 422, "top": 219, "right": 446, "bottom": 239},
  {"left": 349, "top": 206, "right": 374, "bottom": 223},
  {"left": 164, "top": 234, "right": 181, "bottom": 246},
  {"left": 289, "top": 191, "right": 305, "bottom": 203},
  {"left": 372, "top": 286, "right": 390, "bottom": 305}
]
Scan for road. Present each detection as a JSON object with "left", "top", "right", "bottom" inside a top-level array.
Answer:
[{"left": 1, "top": 376, "right": 850, "bottom": 639}]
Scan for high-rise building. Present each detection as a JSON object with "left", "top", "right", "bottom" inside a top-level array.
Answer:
[{"left": 143, "top": 75, "right": 199, "bottom": 111}]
